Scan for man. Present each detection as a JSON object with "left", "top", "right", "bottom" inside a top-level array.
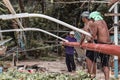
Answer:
[
  {"left": 80, "top": 11, "right": 97, "bottom": 78},
  {"left": 89, "top": 11, "right": 111, "bottom": 80},
  {"left": 64, "top": 31, "right": 77, "bottom": 72},
  {"left": 62, "top": 11, "right": 110, "bottom": 80}
]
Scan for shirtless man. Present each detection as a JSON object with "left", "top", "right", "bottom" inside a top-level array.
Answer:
[
  {"left": 62, "top": 11, "right": 110, "bottom": 80},
  {"left": 88, "top": 11, "right": 111, "bottom": 80},
  {"left": 80, "top": 11, "right": 111, "bottom": 80},
  {"left": 80, "top": 11, "right": 97, "bottom": 78}
]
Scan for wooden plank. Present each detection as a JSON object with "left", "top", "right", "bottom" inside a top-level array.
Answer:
[{"left": 105, "top": 13, "right": 120, "bottom": 16}]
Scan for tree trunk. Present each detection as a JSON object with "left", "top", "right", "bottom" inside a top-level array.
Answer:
[
  {"left": 18, "top": 0, "right": 31, "bottom": 59},
  {"left": 11, "top": 20, "right": 19, "bottom": 46},
  {"left": 18, "top": 0, "right": 27, "bottom": 47},
  {"left": 40, "top": 0, "right": 45, "bottom": 13},
  {"left": 18, "top": 0, "right": 27, "bottom": 27}
]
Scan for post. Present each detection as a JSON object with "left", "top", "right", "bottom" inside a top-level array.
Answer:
[
  {"left": 0, "top": 26, "right": 3, "bottom": 40},
  {"left": 114, "top": 2, "right": 119, "bottom": 78}
]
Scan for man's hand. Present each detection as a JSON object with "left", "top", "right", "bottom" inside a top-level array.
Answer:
[
  {"left": 60, "top": 40, "right": 69, "bottom": 45},
  {"left": 60, "top": 41, "right": 64, "bottom": 44}
]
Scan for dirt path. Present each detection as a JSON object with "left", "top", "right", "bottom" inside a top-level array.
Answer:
[
  {"left": 16, "top": 59, "right": 76, "bottom": 73},
  {"left": 12, "top": 58, "right": 119, "bottom": 80}
]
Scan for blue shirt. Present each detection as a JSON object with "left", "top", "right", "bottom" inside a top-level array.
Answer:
[{"left": 65, "top": 36, "right": 77, "bottom": 54}]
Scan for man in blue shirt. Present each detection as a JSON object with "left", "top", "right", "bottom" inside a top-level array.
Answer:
[{"left": 64, "top": 31, "right": 77, "bottom": 72}]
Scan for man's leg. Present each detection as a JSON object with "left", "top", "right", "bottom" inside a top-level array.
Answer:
[
  {"left": 100, "top": 54, "right": 110, "bottom": 80},
  {"left": 86, "top": 57, "right": 96, "bottom": 75},
  {"left": 70, "top": 54, "right": 76, "bottom": 71},
  {"left": 66, "top": 54, "right": 72, "bottom": 72},
  {"left": 103, "top": 66, "right": 110, "bottom": 80},
  {"left": 86, "top": 50, "right": 97, "bottom": 76}
]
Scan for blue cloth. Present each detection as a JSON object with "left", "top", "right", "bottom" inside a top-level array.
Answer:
[{"left": 65, "top": 36, "right": 77, "bottom": 54}]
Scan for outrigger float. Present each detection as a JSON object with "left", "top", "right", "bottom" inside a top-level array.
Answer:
[{"left": 63, "top": 42, "right": 120, "bottom": 57}]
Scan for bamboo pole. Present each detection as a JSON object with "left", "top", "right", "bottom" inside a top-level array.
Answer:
[
  {"left": 105, "top": 13, "right": 120, "bottom": 16},
  {"left": 0, "top": 13, "right": 92, "bottom": 37},
  {"left": 46, "top": 1, "right": 110, "bottom": 4},
  {"left": 0, "top": 28, "right": 68, "bottom": 42}
]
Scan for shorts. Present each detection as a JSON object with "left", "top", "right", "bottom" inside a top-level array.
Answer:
[
  {"left": 86, "top": 51, "right": 110, "bottom": 67},
  {"left": 86, "top": 40, "right": 110, "bottom": 67},
  {"left": 86, "top": 50, "right": 98, "bottom": 62},
  {"left": 97, "top": 41, "right": 110, "bottom": 67},
  {"left": 98, "top": 53, "right": 110, "bottom": 67}
]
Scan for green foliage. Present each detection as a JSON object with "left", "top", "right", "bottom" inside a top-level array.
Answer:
[{"left": 0, "top": 69, "right": 94, "bottom": 80}]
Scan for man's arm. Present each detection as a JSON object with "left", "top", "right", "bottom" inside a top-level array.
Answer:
[
  {"left": 79, "top": 27, "right": 87, "bottom": 45},
  {"left": 88, "top": 21, "right": 97, "bottom": 41},
  {"left": 80, "top": 34, "right": 85, "bottom": 45}
]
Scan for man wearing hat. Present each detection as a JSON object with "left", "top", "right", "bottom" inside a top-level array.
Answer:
[
  {"left": 80, "top": 11, "right": 97, "bottom": 78},
  {"left": 64, "top": 31, "right": 77, "bottom": 72},
  {"left": 88, "top": 11, "right": 111, "bottom": 80},
  {"left": 62, "top": 11, "right": 110, "bottom": 79},
  {"left": 80, "top": 11, "right": 111, "bottom": 80}
]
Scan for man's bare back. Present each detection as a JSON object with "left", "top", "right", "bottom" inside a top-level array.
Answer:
[{"left": 93, "top": 20, "right": 110, "bottom": 43}]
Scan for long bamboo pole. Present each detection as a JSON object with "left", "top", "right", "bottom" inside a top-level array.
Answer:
[
  {"left": 0, "top": 13, "right": 92, "bottom": 37},
  {"left": 0, "top": 38, "right": 12, "bottom": 46},
  {"left": 0, "top": 28, "right": 68, "bottom": 42}
]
